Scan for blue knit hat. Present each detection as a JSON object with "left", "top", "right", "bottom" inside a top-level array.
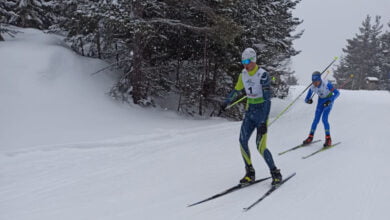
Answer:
[{"left": 312, "top": 71, "right": 321, "bottom": 82}]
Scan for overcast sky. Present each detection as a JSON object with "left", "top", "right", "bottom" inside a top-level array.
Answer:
[{"left": 291, "top": 0, "right": 390, "bottom": 85}]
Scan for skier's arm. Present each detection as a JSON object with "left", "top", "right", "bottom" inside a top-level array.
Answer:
[
  {"left": 260, "top": 71, "right": 271, "bottom": 101},
  {"left": 331, "top": 89, "right": 340, "bottom": 101},
  {"left": 327, "top": 82, "right": 340, "bottom": 101},
  {"left": 234, "top": 74, "right": 244, "bottom": 91},
  {"left": 224, "top": 74, "right": 244, "bottom": 104},
  {"left": 305, "top": 88, "right": 313, "bottom": 103},
  {"left": 260, "top": 71, "right": 271, "bottom": 118},
  {"left": 224, "top": 90, "right": 239, "bottom": 105}
]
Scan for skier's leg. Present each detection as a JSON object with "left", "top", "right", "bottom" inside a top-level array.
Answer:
[
  {"left": 322, "top": 105, "right": 333, "bottom": 135},
  {"left": 322, "top": 104, "right": 333, "bottom": 146},
  {"left": 255, "top": 101, "right": 281, "bottom": 185},
  {"left": 256, "top": 122, "right": 276, "bottom": 170},
  {"left": 239, "top": 113, "right": 256, "bottom": 167},
  {"left": 255, "top": 101, "right": 276, "bottom": 170},
  {"left": 239, "top": 112, "right": 257, "bottom": 184},
  {"left": 310, "top": 103, "right": 324, "bottom": 135}
]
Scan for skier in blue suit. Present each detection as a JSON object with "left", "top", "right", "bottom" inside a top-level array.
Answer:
[{"left": 303, "top": 71, "right": 340, "bottom": 147}]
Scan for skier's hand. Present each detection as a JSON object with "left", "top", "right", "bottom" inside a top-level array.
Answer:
[
  {"left": 306, "top": 99, "right": 313, "bottom": 104},
  {"left": 221, "top": 102, "right": 228, "bottom": 111},
  {"left": 323, "top": 100, "right": 332, "bottom": 107}
]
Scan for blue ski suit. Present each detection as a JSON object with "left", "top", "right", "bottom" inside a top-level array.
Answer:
[
  {"left": 224, "top": 65, "right": 276, "bottom": 170},
  {"left": 305, "top": 79, "right": 340, "bottom": 136}
]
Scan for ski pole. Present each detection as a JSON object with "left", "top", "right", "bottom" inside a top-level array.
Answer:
[
  {"left": 268, "top": 57, "right": 338, "bottom": 127},
  {"left": 338, "top": 74, "right": 354, "bottom": 89},
  {"left": 324, "top": 70, "right": 331, "bottom": 79}
]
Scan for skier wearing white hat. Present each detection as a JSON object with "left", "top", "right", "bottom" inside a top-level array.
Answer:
[{"left": 222, "top": 48, "right": 282, "bottom": 186}]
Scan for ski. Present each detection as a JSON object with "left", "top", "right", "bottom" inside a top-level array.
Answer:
[
  {"left": 302, "top": 142, "right": 341, "bottom": 159},
  {"left": 278, "top": 140, "right": 321, "bottom": 155},
  {"left": 243, "top": 172, "right": 296, "bottom": 211},
  {"left": 187, "top": 177, "right": 271, "bottom": 207}
]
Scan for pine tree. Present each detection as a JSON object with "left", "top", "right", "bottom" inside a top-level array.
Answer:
[
  {"left": 0, "top": 0, "right": 22, "bottom": 41},
  {"left": 380, "top": 22, "right": 390, "bottom": 90},
  {"left": 0, "top": 1, "right": 18, "bottom": 26},
  {"left": 334, "top": 15, "right": 383, "bottom": 90},
  {"left": 0, "top": 0, "right": 55, "bottom": 29}
]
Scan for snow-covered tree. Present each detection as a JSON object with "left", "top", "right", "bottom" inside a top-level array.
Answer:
[
  {"left": 0, "top": 0, "right": 55, "bottom": 29},
  {"left": 0, "top": 1, "right": 18, "bottom": 26},
  {"left": 334, "top": 15, "right": 383, "bottom": 90},
  {"left": 380, "top": 22, "right": 390, "bottom": 90},
  {"left": 0, "top": 1, "right": 16, "bottom": 41},
  {"left": 0, "top": 24, "right": 20, "bottom": 41}
]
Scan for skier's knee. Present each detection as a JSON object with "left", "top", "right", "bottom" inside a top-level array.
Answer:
[
  {"left": 322, "top": 116, "right": 328, "bottom": 124},
  {"left": 257, "top": 123, "right": 267, "bottom": 136},
  {"left": 239, "top": 136, "right": 248, "bottom": 146},
  {"left": 257, "top": 128, "right": 268, "bottom": 155},
  {"left": 257, "top": 136, "right": 267, "bottom": 155},
  {"left": 313, "top": 116, "right": 321, "bottom": 125}
]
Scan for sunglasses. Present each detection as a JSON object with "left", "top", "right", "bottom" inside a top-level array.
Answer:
[{"left": 241, "top": 59, "right": 251, "bottom": 65}]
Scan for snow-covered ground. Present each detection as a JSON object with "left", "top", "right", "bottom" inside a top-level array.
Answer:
[{"left": 1, "top": 29, "right": 389, "bottom": 220}]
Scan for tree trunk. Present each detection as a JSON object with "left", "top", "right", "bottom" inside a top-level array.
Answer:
[
  {"left": 80, "top": 37, "right": 84, "bottom": 56},
  {"left": 0, "top": 33, "right": 4, "bottom": 41},
  {"left": 131, "top": 1, "right": 146, "bottom": 104},
  {"left": 175, "top": 59, "right": 181, "bottom": 83},
  {"left": 115, "top": 43, "right": 119, "bottom": 63},
  {"left": 131, "top": 32, "right": 144, "bottom": 104},
  {"left": 177, "top": 92, "right": 182, "bottom": 112},
  {"left": 199, "top": 34, "right": 208, "bottom": 116},
  {"left": 96, "top": 30, "right": 101, "bottom": 59}
]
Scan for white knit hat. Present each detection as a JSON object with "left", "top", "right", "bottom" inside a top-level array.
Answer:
[{"left": 241, "top": 48, "right": 257, "bottom": 63}]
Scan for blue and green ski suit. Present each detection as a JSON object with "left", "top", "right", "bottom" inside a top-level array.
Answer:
[{"left": 225, "top": 65, "right": 276, "bottom": 170}]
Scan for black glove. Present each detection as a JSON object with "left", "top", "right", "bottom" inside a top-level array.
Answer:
[
  {"left": 221, "top": 102, "right": 228, "bottom": 111},
  {"left": 306, "top": 99, "right": 313, "bottom": 104},
  {"left": 323, "top": 100, "right": 332, "bottom": 107}
]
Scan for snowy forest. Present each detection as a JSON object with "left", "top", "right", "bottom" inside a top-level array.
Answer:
[{"left": 0, "top": 0, "right": 302, "bottom": 118}]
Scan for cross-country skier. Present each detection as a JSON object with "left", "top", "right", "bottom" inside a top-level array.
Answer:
[
  {"left": 303, "top": 71, "right": 340, "bottom": 147},
  {"left": 222, "top": 48, "right": 282, "bottom": 186}
]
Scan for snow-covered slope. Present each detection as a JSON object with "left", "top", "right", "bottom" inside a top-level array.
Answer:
[
  {"left": 0, "top": 28, "right": 223, "bottom": 153},
  {"left": 1, "top": 29, "right": 389, "bottom": 220}
]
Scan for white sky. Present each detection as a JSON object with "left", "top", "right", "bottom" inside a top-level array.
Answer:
[{"left": 292, "top": 0, "right": 390, "bottom": 85}]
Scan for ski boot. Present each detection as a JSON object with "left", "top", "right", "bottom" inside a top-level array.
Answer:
[
  {"left": 303, "top": 134, "right": 314, "bottom": 145},
  {"left": 270, "top": 168, "right": 283, "bottom": 186},
  {"left": 240, "top": 165, "right": 255, "bottom": 185},
  {"left": 323, "top": 135, "right": 332, "bottom": 147}
]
